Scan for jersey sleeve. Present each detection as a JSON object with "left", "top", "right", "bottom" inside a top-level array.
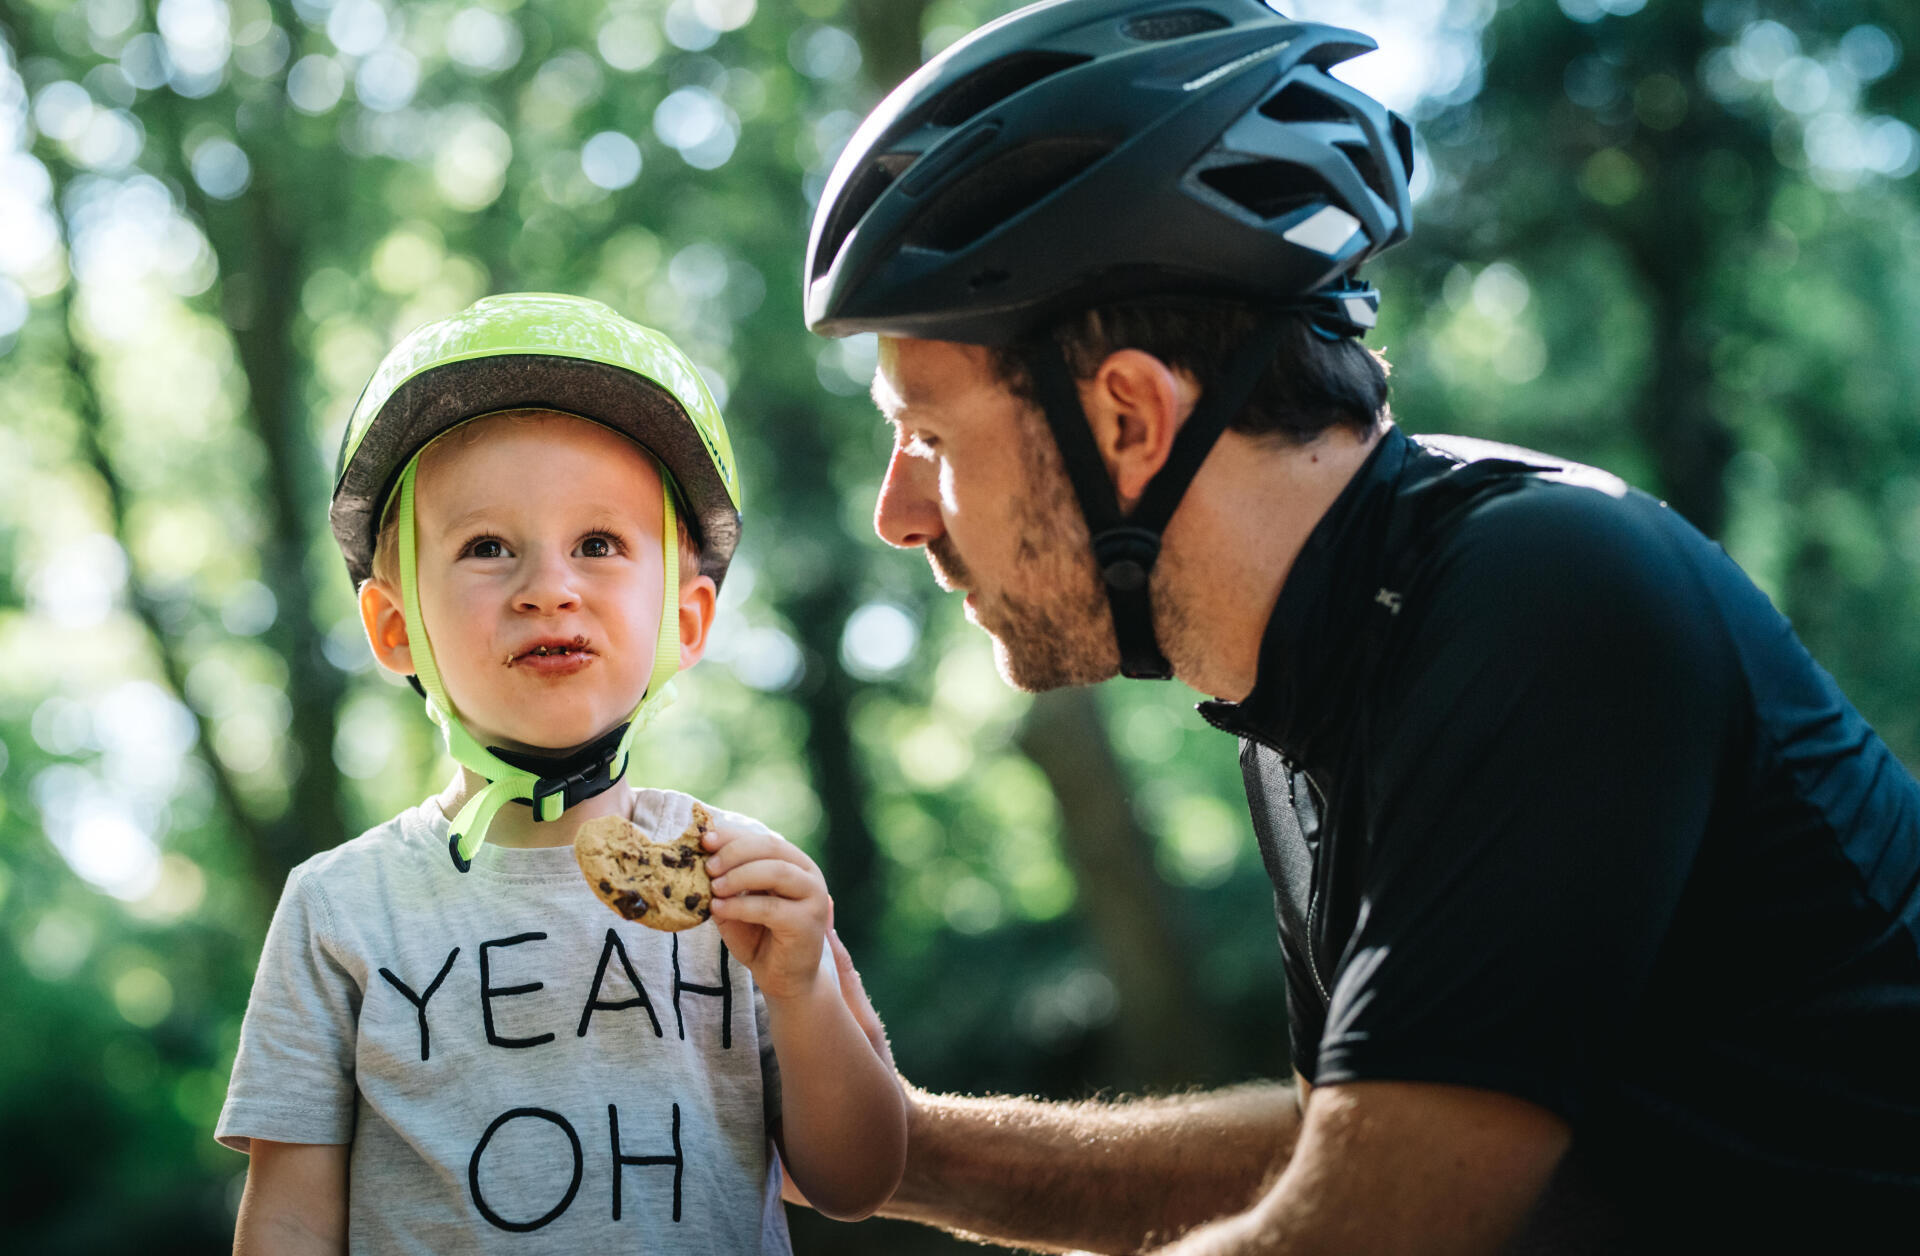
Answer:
[
  {"left": 215, "top": 865, "right": 361, "bottom": 1151},
  {"left": 1312, "top": 487, "right": 1738, "bottom": 1121}
]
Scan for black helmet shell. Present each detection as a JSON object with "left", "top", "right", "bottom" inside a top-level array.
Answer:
[{"left": 805, "top": 0, "right": 1414, "bottom": 345}]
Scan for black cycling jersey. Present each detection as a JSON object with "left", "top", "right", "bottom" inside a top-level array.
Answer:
[{"left": 1197, "top": 426, "right": 1920, "bottom": 1246}]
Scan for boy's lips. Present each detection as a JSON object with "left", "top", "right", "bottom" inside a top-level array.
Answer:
[{"left": 508, "top": 637, "right": 596, "bottom": 674}]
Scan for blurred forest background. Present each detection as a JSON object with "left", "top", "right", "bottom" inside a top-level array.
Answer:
[{"left": 1, "top": 0, "right": 1916, "bottom": 1249}]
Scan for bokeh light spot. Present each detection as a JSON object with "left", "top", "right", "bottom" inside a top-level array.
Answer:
[
  {"left": 287, "top": 55, "right": 346, "bottom": 114},
  {"left": 581, "top": 130, "right": 642, "bottom": 190},
  {"left": 841, "top": 602, "right": 917, "bottom": 679},
  {"left": 112, "top": 965, "right": 175, "bottom": 1027},
  {"left": 189, "top": 136, "right": 251, "bottom": 199}
]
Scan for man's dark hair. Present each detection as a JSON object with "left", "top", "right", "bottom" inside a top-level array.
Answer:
[{"left": 989, "top": 298, "right": 1392, "bottom": 443}]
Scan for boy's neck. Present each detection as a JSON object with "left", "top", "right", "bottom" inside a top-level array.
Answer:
[{"left": 433, "top": 767, "right": 637, "bottom": 850}]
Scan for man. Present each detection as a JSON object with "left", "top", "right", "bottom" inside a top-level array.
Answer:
[{"left": 803, "top": 1, "right": 1920, "bottom": 1251}]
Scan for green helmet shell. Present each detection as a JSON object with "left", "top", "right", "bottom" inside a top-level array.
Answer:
[{"left": 330, "top": 292, "right": 742, "bottom": 589}]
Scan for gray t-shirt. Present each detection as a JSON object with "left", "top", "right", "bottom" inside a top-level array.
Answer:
[{"left": 218, "top": 788, "right": 791, "bottom": 1254}]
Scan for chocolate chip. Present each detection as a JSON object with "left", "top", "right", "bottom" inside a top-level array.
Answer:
[{"left": 684, "top": 894, "right": 701, "bottom": 911}]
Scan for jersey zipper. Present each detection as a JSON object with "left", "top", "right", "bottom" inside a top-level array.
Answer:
[{"left": 1197, "top": 706, "right": 1334, "bottom": 1004}]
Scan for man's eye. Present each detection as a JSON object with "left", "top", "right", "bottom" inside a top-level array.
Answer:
[{"left": 906, "top": 432, "right": 939, "bottom": 456}]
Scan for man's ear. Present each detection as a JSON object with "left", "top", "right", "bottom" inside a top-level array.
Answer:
[
  {"left": 674, "top": 574, "right": 720, "bottom": 670},
  {"left": 358, "top": 578, "right": 416, "bottom": 677},
  {"left": 1076, "top": 349, "right": 1197, "bottom": 512}
]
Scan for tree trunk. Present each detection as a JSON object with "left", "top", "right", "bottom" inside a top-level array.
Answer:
[
  {"left": 849, "top": 0, "right": 934, "bottom": 93},
  {"left": 1017, "top": 687, "right": 1227, "bottom": 1090}
]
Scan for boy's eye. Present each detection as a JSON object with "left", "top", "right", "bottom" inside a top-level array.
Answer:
[
  {"left": 466, "top": 537, "right": 507, "bottom": 559},
  {"left": 579, "top": 533, "right": 625, "bottom": 558}
]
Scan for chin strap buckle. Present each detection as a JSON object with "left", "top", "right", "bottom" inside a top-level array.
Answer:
[
  {"left": 490, "top": 721, "right": 634, "bottom": 824},
  {"left": 528, "top": 752, "right": 625, "bottom": 822},
  {"left": 1092, "top": 527, "right": 1173, "bottom": 680},
  {"left": 1094, "top": 527, "right": 1162, "bottom": 593}
]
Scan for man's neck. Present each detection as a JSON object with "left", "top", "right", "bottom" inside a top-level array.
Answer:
[{"left": 1160, "top": 421, "right": 1387, "bottom": 703}]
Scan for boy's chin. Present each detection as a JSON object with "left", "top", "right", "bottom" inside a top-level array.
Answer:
[{"left": 479, "top": 720, "right": 629, "bottom": 759}]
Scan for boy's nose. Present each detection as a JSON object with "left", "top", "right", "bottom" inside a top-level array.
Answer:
[
  {"left": 513, "top": 550, "right": 581, "bottom": 614},
  {"left": 874, "top": 444, "right": 941, "bottom": 550}
]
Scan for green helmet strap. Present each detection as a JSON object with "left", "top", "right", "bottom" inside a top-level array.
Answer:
[{"left": 395, "top": 450, "right": 684, "bottom": 872}]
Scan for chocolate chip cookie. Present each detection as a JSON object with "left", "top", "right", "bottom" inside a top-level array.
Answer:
[{"left": 574, "top": 803, "right": 715, "bottom": 931}]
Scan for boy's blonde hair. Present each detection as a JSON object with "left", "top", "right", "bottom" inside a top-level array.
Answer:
[{"left": 365, "top": 410, "right": 705, "bottom": 592}]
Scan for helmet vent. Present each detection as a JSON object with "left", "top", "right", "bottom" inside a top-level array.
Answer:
[
  {"left": 1198, "top": 160, "right": 1334, "bottom": 221},
  {"left": 905, "top": 137, "right": 1110, "bottom": 251},
  {"left": 811, "top": 153, "right": 915, "bottom": 281},
  {"left": 1335, "top": 139, "right": 1395, "bottom": 207},
  {"left": 1258, "top": 81, "right": 1353, "bottom": 125},
  {"left": 925, "top": 52, "right": 1091, "bottom": 128},
  {"left": 1121, "top": 9, "right": 1232, "bottom": 42}
]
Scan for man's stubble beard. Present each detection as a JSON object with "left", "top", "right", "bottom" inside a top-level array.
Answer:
[{"left": 929, "top": 405, "right": 1132, "bottom": 692}]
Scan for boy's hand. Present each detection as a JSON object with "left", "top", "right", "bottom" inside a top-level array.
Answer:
[{"left": 703, "top": 821, "right": 832, "bottom": 1001}]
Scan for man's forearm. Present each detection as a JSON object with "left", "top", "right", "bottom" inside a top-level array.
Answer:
[{"left": 879, "top": 1082, "right": 1302, "bottom": 1255}]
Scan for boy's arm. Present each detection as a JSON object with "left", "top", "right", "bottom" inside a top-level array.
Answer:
[
  {"left": 233, "top": 1140, "right": 348, "bottom": 1256},
  {"left": 705, "top": 825, "right": 908, "bottom": 1219},
  {"left": 764, "top": 956, "right": 910, "bottom": 1219}
]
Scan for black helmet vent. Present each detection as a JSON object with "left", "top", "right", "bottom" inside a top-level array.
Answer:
[
  {"left": 812, "top": 153, "right": 915, "bottom": 281},
  {"left": 1335, "top": 140, "right": 1391, "bottom": 206},
  {"left": 926, "top": 52, "right": 1091, "bottom": 128},
  {"left": 1121, "top": 9, "right": 1232, "bottom": 42},
  {"left": 905, "top": 137, "right": 1110, "bottom": 252},
  {"left": 1198, "top": 160, "right": 1334, "bottom": 221},
  {"left": 1259, "top": 81, "right": 1353, "bottom": 125}
]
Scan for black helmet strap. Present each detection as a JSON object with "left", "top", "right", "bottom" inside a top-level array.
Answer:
[
  {"left": 489, "top": 720, "right": 634, "bottom": 816},
  {"left": 1027, "top": 309, "right": 1292, "bottom": 681}
]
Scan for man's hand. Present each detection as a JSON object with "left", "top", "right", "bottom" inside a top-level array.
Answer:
[
  {"left": 703, "top": 821, "right": 832, "bottom": 1001},
  {"left": 1159, "top": 1080, "right": 1570, "bottom": 1255}
]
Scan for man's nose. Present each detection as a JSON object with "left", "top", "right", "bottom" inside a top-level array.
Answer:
[
  {"left": 874, "top": 444, "right": 940, "bottom": 549},
  {"left": 514, "top": 548, "right": 581, "bottom": 613}
]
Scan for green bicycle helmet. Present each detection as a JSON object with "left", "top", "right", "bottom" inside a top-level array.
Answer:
[{"left": 330, "top": 293, "right": 743, "bottom": 871}]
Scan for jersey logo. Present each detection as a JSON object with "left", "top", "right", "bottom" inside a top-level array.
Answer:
[{"left": 1374, "top": 588, "right": 1403, "bottom": 615}]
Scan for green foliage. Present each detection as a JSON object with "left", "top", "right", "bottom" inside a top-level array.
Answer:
[{"left": 0, "top": 1, "right": 1915, "bottom": 1251}]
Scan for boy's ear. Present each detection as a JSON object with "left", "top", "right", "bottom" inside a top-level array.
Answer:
[
  {"left": 358, "top": 578, "right": 417, "bottom": 677},
  {"left": 674, "top": 574, "right": 720, "bottom": 670}
]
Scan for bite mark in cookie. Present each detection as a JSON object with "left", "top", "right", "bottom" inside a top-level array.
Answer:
[{"left": 574, "top": 803, "right": 715, "bottom": 931}]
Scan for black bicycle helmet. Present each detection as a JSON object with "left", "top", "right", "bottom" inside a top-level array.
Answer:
[
  {"left": 805, "top": 0, "right": 1414, "bottom": 680},
  {"left": 804, "top": 0, "right": 1413, "bottom": 346}
]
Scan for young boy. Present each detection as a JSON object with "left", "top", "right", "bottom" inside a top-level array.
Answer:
[{"left": 217, "top": 293, "right": 906, "bottom": 1252}]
